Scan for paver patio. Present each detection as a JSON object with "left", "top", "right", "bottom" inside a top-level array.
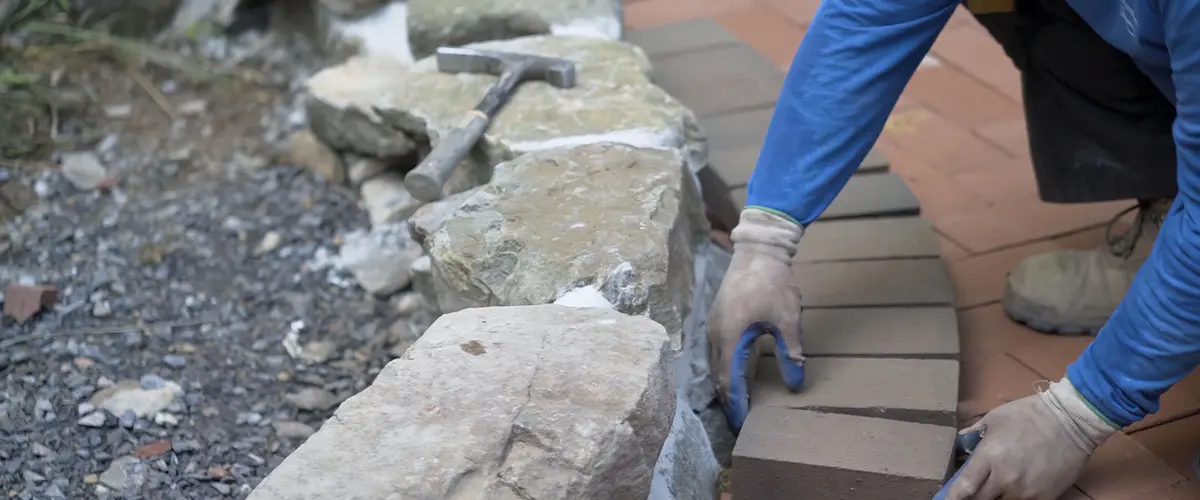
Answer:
[{"left": 625, "top": 0, "right": 1200, "bottom": 498}]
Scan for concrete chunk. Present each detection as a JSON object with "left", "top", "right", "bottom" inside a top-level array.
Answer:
[
  {"left": 754, "top": 358, "right": 959, "bottom": 426},
  {"left": 794, "top": 258, "right": 953, "bottom": 307},
  {"left": 249, "top": 305, "right": 676, "bottom": 500},
  {"left": 733, "top": 408, "right": 955, "bottom": 499}
]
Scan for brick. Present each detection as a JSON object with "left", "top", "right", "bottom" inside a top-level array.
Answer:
[
  {"left": 1131, "top": 481, "right": 1200, "bottom": 499},
  {"left": 930, "top": 24, "right": 1023, "bottom": 103},
  {"left": 956, "top": 305, "right": 1045, "bottom": 362},
  {"left": 795, "top": 258, "right": 954, "bottom": 307},
  {"left": 821, "top": 172, "right": 920, "bottom": 221},
  {"left": 948, "top": 156, "right": 1040, "bottom": 205},
  {"left": 802, "top": 306, "right": 959, "bottom": 358},
  {"left": 881, "top": 107, "right": 1011, "bottom": 175},
  {"left": 794, "top": 217, "right": 940, "bottom": 263},
  {"left": 625, "top": 18, "right": 738, "bottom": 58},
  {"left": 1076, "top": 432, "right": 1186, "bottom": 500},
  {"left": 903, "top": 63, "right": 1023, "bottom": 130},
  {"left": 648, "top": 44, "right": 783, "bottom": 117},
  {"left": 860, "top": 147, "right": 891, "bottom": 173},
  {"left": 754, "top": 358, "right": 959, "bottom": 426},
  {"left": 700, "top": 108, "right": 772, "bottom": 151},
  {"left": 932, "top": 198, "right": 1129, "bottom": 254},
  {"left": 623, "top": 0, "right": 753, "bottom": 29},
  {"left": 758, "top": 0, "right": 824, "bottom": 26},
  {"left": 957, "top": 353, "right": 1043, "bottom": 421},
  {"left": 713, "top": 5, "right": 806, "bottom": 67},
  {"left": 1131, "top": 414, "right": 1200, "bottom": 478},
  {"left": 733, "top": 408, "right": 955, "bottom": 499},
  {"left": 975, "top": 118, "right": 1031, "bottom": 159},
  {"left": 945, "top": 227, "right": 1108, "bottom": 308},
  {"left": 938, "top": 235, "right": 970, "bottom": 260},
  {"left": 711, "top": 149, "right": 759, "bottom": 190}
]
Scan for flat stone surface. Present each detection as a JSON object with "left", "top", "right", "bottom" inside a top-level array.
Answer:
[
  {"left": 307, "top": 35, "right": 709, "bottom": 179},
  {"left": 753, "top": 358, "right": 959, "bottom": 426},
  {"left": 801, "top": 307, "right": 959, "bottom": 358},
  {"left": 648, "top": 44, "right": 783, "bottom": 118},
  {"left": 733, "top": 408, "right": 955, "bottom": 499},
  {"left": 793, "top": 217, "right": 941, "bottom": 263},
  {"left": 710, "top": 147, "right": 760, "bottom": 189},
  {"left": 626, "top": 18, "right": 738, "bottom": 58},
  {"left": 406, "top": 0, "right": 623, "bottom": 59},
  {"left": 249, "top": 305, "right": 676, "bottom": 500},
  {"left": 698, "top": 108, "right": 772, "bottom": 152},
  {"left": 794, "top": 258, "right": 953, "bottom": 307},
  {"left": 822, "top": 172, "right": 920, "bottom": 220},
  {"left": 423, "top": 143, "right": 708, "bottom": 347}
]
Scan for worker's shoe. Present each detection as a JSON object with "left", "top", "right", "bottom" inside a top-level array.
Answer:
[{"left": 1003, "top": 199, "right": 1172, "bottom": 335}]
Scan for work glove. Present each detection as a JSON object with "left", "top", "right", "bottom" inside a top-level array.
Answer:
[
  {"left": 707, "top": 208, "right": 806, "bottom": 434},
  {"left": 941, "top": 377, "right": 1120, "bottom": 500}
]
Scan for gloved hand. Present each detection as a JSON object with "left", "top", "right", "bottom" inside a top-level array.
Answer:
[
  {"left": 707, "top": 208, "right": 806, "bottom": 434},
  {"left": 945, "top": 377, "right": 1120, "bottom": 500}
]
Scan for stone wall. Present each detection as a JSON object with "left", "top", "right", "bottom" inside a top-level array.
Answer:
[{"left": 250, "top": 4, "right": 730, "bottom": 498}]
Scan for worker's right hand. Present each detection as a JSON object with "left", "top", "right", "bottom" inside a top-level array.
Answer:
[
  {"left": 707, "top": 208, "right": 806, "bottom": 433},
  {"left": 945, "top": 377, "right": 1120, "bottom": 499}
]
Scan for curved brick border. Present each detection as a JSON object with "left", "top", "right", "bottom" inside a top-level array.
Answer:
[{"left": 628, "top": 18, "right": 962, "bottom": 499}]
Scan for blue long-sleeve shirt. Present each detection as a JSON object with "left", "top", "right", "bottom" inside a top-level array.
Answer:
[{"left": 746, "top": 0, "right": 1200, "bottom": 428}]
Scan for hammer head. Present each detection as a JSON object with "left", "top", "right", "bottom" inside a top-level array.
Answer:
[{"left": 435, "top": 46, "right": 577, "bottom": 88}]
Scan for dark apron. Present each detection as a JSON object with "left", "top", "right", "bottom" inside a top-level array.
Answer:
[{"left": 964, "top": 0, "right": 1178, "bottom": 203}]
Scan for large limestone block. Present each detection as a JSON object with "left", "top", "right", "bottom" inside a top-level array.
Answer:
[
  {"left": 406, "top": 0, "right": 623, "bottom": 59},
  {"left": 306, "top": 35, "right": 707, "bottom": 180},
  {"left": 424, "top": 143, "right": 707, "bottom": 347},
  {"left": 248, "top": 305, "right": 676, "bottom": 500}
]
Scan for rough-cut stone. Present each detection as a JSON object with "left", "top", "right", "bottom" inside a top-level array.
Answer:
[
  {"left": 406, "top": 0, "right": 623, "bottom": 59},
  {"left": 359, "top": 173, "right": 423, "bottom": 227},
  {"left": 649, "top": 399, "right": 721, "bottom": 500},
  {"left": 248, "top": 305, "right": 676, "bottom": 500},
  {"left": 423, "top": 143, "right": 707, "bottom": 347},
  {"left": 337, "top": 223, "right": 424, "bottom": 296},
  {"left": 306, "top": 35, "right": 707, "bottom": 182}
]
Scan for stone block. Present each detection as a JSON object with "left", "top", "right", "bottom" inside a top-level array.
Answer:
[
  {"left": 249, "top": 305, "right": 677, "bottom": 500},
  {"left": 721, "top": 145, "right": 893, "bottom": 197},
  {"left": 307, "top": 35, "right": 708, "bottom": 177},
  {"left": 802, "top": 306, "right": 959, "bottom": 358},
  {"left": 794, "top": 258, "right": 954, "bottom": 307},
  {"left": 407, "top": 0, "right": 623, "bottom": 59},
  {"left": 794, "top": 217, "right": 941, "bottom": 263},
  {"left": 754, "top": 358, "right": 959, "bottom": 426},
  {"left": 821, "top": 172, "right": 920, "bottom": 220},
  {"left": 648, "top": 44, "right": 783, "bottom": 118},
  {"left": 626, "top": 18, "right": 738, "bottom": 58},
  {"left": 733, "top": 408, "right": 955, "bottom": 499},
  {"left": 423, "top": 143, "right": 708, "bottom": 347}
]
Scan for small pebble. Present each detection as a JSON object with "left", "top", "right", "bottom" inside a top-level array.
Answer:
[
  {"left": 162, "top": 355, "right": 186, "bottom": 368},
  {"left": 77, "top": 411, "right": 107, "bottom": 427}
]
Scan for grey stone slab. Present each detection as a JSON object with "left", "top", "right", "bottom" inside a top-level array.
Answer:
[
  {"left": 728, "top": 175, "right": 915, "bottom": 216},
  {"left": 699, "top": 108, "right": 773, "bottom": 152},
  {"left": 801, "top": 306, "right": 959, "bottom": 358},
  {"left": 794, "top": 217, "right": 940, "bottom": 263},
  {"left": 709, "top": 148, "right": 759, "bottom": 189},
  {"left": 733, "top": 408, "right": 955, "bottom": 500},
  {"left": 793, "top": 258, "right": 953, "bottom": 307},
  {"left": 648, "top": 44, "right": 784, "bottom": 118},
  {"left": 861, "top": 147, "right": 890, "bottom": 173},
  {"left": 752, "top": 358, "right": 959, "bottom": 426},
  {"left": 626, "top": 18, "right": 739, "bottom": 58},
  {"left": 821, "top": 172, "right": 919, "bottom": 220}
]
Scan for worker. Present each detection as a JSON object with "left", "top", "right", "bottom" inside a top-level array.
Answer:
[{"left": 707, "top": 0, "right": 1200, "bottom": 498}]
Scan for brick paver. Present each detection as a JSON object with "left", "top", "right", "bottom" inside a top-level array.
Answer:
[{"left": 625, "top": 0, "right": 1200, "bottom": 497}]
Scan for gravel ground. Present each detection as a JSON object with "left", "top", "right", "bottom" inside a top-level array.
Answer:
[{"left": 1, "top": 163, "right": 423, "bottom": 499}]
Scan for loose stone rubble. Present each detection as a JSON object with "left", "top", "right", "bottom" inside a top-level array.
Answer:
[
  {"left": 406, "top": 0, "right": 623, "bottom": 59},
  {"left": 249, "top": 305, "right": 677, "bottom": 499},
  {"left": 418, "top": 143, "right": 708, "bottom": 347}
]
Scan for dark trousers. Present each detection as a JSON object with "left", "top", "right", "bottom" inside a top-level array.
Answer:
[{"left": 966, "top": 0, "right": 1178, "bottom": 203}]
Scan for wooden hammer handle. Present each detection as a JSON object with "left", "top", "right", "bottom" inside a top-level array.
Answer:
[{"left": 404, "top": 109, "right": 490, "bottom": 202}]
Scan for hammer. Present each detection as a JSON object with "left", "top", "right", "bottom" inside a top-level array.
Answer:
[{"left": 403, "top": 47, "right": 578, "bottom": 202}]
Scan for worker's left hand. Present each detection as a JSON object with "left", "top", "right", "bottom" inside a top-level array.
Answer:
[{"left": 944, "top": 377, "right": 1120, "bottom": 499}]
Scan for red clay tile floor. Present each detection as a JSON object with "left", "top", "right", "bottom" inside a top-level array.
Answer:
[{"left": 625, "top": 0, "right": 1200, "bottom": 497}]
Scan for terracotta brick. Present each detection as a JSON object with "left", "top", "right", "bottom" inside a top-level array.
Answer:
[
  {"left": 1059, "top": 487, "right": 1093, "bottom": 500},
  {"left": 624, "top": 0, "right": 752, "bottom": 29},
  {"left": 939, "top": 235, "right": 970, "bottom": 260},
  {"left": 1130, "top": 481, "right": 1200, "bottom": 499},
  {"left": 903, "top": 63, "right": 1023, "bottom": 130},
  {"left": 757, "top": 0, "right": 823, "bottom": 26},
  {"left": 931, "top": 198, "right": 1129, "bottom": 254},
  {"left": 874, "top": 142, "right": 993, "bottom": 221},
  {"left": 975, "top": 118, "right": 1031, "bottom": 159},
  {"left": 949, "top": 156, "right": 1040, "bottom": 205},
  {"left": 714, "top": 6, "right": 806, "bottom": 67},
  {"left": 1131, "top": 414, "right": 1200, "bottom": 478},
  {"left": 803, "top": 306, "right": 959, "bottom": 358},
  {"left": 945, "top": 227, "right": 1108, "bottom": 308},
  {"left": 957, "top": 305, "right": 1045, "bottom": 363},
  {"left": 880, "top": 106, "right": 1012, "bottom": 176},
  {"left": 958, "top": 353, "right": 1043, "bottom": 420},
  {"left": 1076, "top": 432, "right": 1185, "bottom": 500},
  {"left": 930, "top": 24, "right": 1023, "bottom": 103}
]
